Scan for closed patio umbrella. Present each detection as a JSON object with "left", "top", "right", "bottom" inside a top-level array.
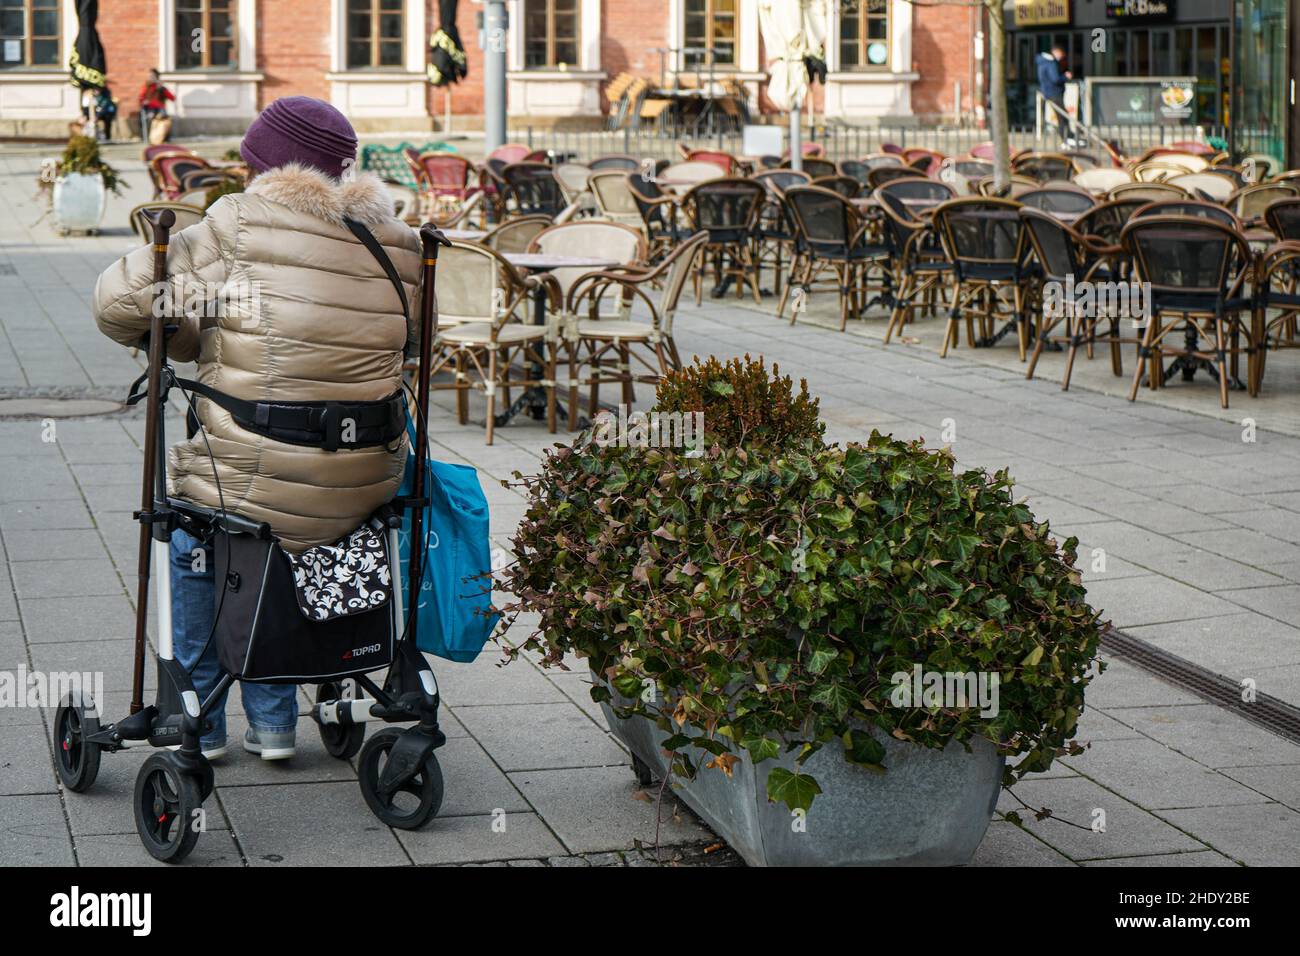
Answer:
[
  {"left": 68, "top": 0, "right": 107, "bottom": 90},
  {"left": 428, "top": 0, "right": 468, "bottom": 129},
  {"left": 758, "top": 0, "right": 827, "bottom": 171}
]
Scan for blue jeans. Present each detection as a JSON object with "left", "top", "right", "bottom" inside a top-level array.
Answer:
[{"left": 170, "top": 529, "right": 297, "bottom": 749}]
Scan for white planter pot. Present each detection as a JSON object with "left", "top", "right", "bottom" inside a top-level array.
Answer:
[
  {"left": 598, "top": 674, "right": 1004, "bottom": 866},
  {"left": 52, "top": 172, "right": 108, "bottom": 234}
]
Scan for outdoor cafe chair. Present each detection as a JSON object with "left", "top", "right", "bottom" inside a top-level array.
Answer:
[
  {"left": 868, "top": 166, "right": 927, "bottom": 190},
  {"left": 554, "top": 162, "right": 595, "bottom": 215},
  {"left": 589, "top": 153, "right": 640, "bottom": 172},
  {"left": 428, "top": 241, "right": 560, "bottom": 443},
  {"left": 501, "top": 161, "right": 565, "bottom": 218},
  {"left": 1166, "top": 172, "right": 1236, "bottom": 203},
  {"left": 751, "top": 170, "right": 811, "bottom": 298},
  {"left": 782, "top": 185, "right": 892, "bottom": 331},
  {"left": 684, "top": 148, "right": 738, "bottom": 175},
  {"left": 406, "top": 151, "right": 479, "bottom": 221},
  {"left": 1205, "top": 165, "right": 1249, "bottom": 189},
  {"left": 1130, "top": 199, "right": 1241, "bottom": 229},
  {"left": 811, "top": 174, "right": 861, "bottom": 199},
  {"left": 1120, "top": 215, "right": 1257, "bottom": 407},
  {"left": 1107, "top": 181, "right": 1189, "bottom": 203},
  {"left": 902, "top": 147, "right": 945, "bottom": 176},
  {"left": 839, "top": 159, "right": 873, "bottom": 189},
  {"left": 128, "top": 202, "right": 204, "bottom": 242},
  {"left": 483, "top": 214, "right": 552, "bottom": 255},
  {"left": 1073, "top": 167, "right": 1132, "bottom": 195},
  {"left": 931, "top": 197, "right": 1033, "bottom": 359},
  {"left": 975, "top": 174, "right": 1040, "bottom": 198},
  {"left": 780, "top": 157, "right": 837, "bottom": 179},
  {"left": 149, "top": 152, "right": 213, "bottom": 201},
  {"left": 681, "top": 177, "right": 767, "bottom": 305},
  {"left": 588, "top": 170, "right": 644, "bottom": 229},
  {"left": 1265, "top": 197, "right": 1300, "bottom": 241},
  {"left": 627, "top": 174, "right": 687, "bottom": 260},
  {"left": 859, "top": 153, "right": 905, "bottom": 169},
  {"left": 1012, "top": 152, "right": 1078, "bottom": 183},
  {"left": 526, "top": 220, "right": 647, "bottom": 315},
  {"left": 1227, "top": 182, "right": 1300, "bottom": 225},
  {"left": 875, "top": 179, "right": 956, "bottom": 344},
  {"left": 1017, "top": 186, "right": 1097, "bottom": 217},
  {"left": 564, "top": 232, "right": 709, "bottom": 420},
  {"left": 1063, "top": 150, "right": 1103, "bottom": 170},
  {"left": 1019, "top": 208, "right": 1138, "bottom": 390},
  {"left": 1132, "top": 160, "right": 1197, "bottom": 183},
  {"left": 1251, "top": 237, "right": 1300, "bottom": 394}
]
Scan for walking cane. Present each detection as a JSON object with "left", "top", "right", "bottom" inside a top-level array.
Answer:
[
  {"left": 407, "top": 223, "right": 450, "bottom": 646},
  {"left": 129, "top": 209, "right": 175, "bottom": 715}
]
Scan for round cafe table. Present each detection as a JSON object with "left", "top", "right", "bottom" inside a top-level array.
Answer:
[{"left": 498, "top": 252, "right": 620, "bottom": 426}]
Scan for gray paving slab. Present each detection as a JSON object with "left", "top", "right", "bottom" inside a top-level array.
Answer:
[
  {"left": 1217, "top": 764, "right": 1300, "bottom": 808},
  {"left": 454, "top": 702, "right": 629, "bottom": 772},
  {"left": 1083, "top": 575, "right": 1243, "bottom": 628},
  {"left": 396, "top": 811, "right": 566, "bottom": 865},
  {"left": 0, "top": 793, "right": 75, "bottom": 866},
  {"left": 996, "top": 776, "right": 1208, "bottom": 860},
  {"left": 1157, "top": 803, "right": 1300, "bottom": 866},
  {"left": 508, "top": 764, "right": 711, "bottom": 854},
  {"left": 2, "top": 529, "right": 109, "bottom": 562},
  {"left": 1103, "top": 704, "right": 1300, "bottom": 769},
  {"left": 1079, "top": 850, "right": 1239, "bottom": 867},
  {"left": 969, "top": 821, "right": 1076, "bottom": 866},
  {"left": 0, "top": 723, "right": 55, "bottom": 795},
  {"left": 74, "top": 828, "right": 245, "bottom": 867},
  {"left": 219, "top": 780, "right": 410, "bottom": 866},
  {"left": 1061, "top": 737, "right": 1272, "bottom": 810},
  {"left": 433, "top": 653, "right": 569, "bottom": 708},
  {"left": 18, "top": 593, "right": 136, "bottom": 644},
  {"left": 11, "top": 558, "right": 124, "bottom": 599}
]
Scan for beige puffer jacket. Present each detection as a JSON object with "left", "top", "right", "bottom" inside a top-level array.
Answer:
[{"left": 93, "top": 163, "right": 422, "bottom": 552}]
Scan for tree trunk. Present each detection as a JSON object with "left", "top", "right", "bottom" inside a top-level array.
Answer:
[{"left": 986, "top": 0, "right": 1011, "bottom": 193}]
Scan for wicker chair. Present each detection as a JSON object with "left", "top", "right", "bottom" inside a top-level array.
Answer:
[
  {"left": 751, "top": 170, "right": 812, "bottom": 298},
  {"left": 128, "top": 202, "right": 205, "bottom": 242},
  {"left": 588, "top": 170, "right": 644, "bottom": 228},
  {"left": 931, "top": 197, "right": 1032, "bottom": 358},
  {"left": 783, "top": 186, "right": 892, "bottom": 331},
  {"left": 1227, "top": 182, "right": 1300, "bottom": 225},
  {"left": 811, "top": 174, "right": 861, "bottom": 199},
  {"left": 1017, "top": 186, "right": 1097, "bottom": 217},
  {"left": 1012, "top": 153, "right": 1078, "bottom": 183},
  {"left": 429, "top": 241, "right": 560, "bottom": 443},
  {"left": 681, "top": 178, "right": 766, "bottom": 305},
  {"left": 1121, "top": 216, "right": 1256, "bottom": 407},
  {"left": 500, "top": 162, "right": 565, "bottom": 218},
  {"left": 564, "top": 232, "right": 709, "bottom": 419},
  {"left": 875, "top": 179, "right": 956, "bottom": 344},
  {"left": 483, "top": 215, "right": 552, "bottom": 255}
]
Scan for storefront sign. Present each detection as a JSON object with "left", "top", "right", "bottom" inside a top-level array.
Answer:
[
  {"left": 1105, "top": 0, "right": 1175, "bottom": 21},
  {"left": 1013, "top": 0, "right": 1071, "bottom": 28},
  {"left": 1088, "top": 77, "right": 1197, "bottom": 126}
]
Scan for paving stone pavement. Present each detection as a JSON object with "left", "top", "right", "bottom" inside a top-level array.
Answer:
[{"left": 2, "top": 142, "right": 1299, "bottom": 867}]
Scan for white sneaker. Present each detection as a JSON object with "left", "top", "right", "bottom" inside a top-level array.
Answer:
[
  {"left": 169, "top": 741, "right": 228, "bottom": 762},
  {"left": 243, "top": 727, "right": 295, "bottom": 761}
]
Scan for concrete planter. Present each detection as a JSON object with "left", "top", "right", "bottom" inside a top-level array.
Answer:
[
  {"left": 52, "top": 172, "right": 107, "bottom": 235},
  {"left": 598, "top": 676, "right": 1003, "bottom": 866}
]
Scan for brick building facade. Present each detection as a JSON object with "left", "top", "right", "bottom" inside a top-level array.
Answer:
[{"left": 0, "top": 0, "right": 979, "bottom": 137}]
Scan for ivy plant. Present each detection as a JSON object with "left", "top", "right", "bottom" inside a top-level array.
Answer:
[{"left": 499, "top": 357, "right": 1104, "bottom": 811}]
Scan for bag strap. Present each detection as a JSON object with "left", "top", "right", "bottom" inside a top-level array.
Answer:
[{"left": 344, "top": 217, "right": 410, "bottom": 320}]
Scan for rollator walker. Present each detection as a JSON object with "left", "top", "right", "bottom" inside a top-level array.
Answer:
[{"left": 53, "top": 209, "right": 454, "bottom": 863}]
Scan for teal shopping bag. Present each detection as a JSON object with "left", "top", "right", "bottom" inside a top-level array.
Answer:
[{"left": 396, "top": 438, "right": 500, "bottom": 663}]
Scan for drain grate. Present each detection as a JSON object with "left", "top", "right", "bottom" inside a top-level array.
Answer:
[{"left": 1102, "top": 627, "right": 1300, "bottom": 745}]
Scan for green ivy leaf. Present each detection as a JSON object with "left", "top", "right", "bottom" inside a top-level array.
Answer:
[{"left": 766, "top": 767, "right": 822, "bottom": 812}]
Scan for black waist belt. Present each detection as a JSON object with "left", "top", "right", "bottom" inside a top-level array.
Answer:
[{"left": 175, "top": 377, "right": 406, "bottom": 452}]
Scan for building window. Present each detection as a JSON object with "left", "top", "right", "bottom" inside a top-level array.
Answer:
[
  {"left": 346, "top": 0, "right": 405, "bottom": 69},
  {"left": 0, "top": 0, "right": 60, "bottom": 69},
  {"left": 683, "top": 0, "right": 736, "bottom": 70},
  {"left": 840, "top": 0, "right": 890, "bottom": 71},
  {"left": 523, "top": 0, "right": 579, "bottom": 69},
  {"left": 175, "top": 0, "right": 237, "bottom": 69}
]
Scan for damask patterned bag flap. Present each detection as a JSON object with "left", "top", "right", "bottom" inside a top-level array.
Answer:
[{"left": 284, "top": 521, "right": 392, "bottom": 622}]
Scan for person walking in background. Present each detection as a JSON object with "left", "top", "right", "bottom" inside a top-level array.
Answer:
[
  {"left": 1036, "top": 45, "right": 1072, "bottom": 145},
  {"left": 94, "top": 84, "right": 117, "bottom": 141},
  {"left": 138, "top": 68, "right": 174, "bottom": 143}
]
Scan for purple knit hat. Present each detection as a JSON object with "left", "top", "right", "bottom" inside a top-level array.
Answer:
[{"left": 240, "top": 96, "right": 358, "bottom": 180}]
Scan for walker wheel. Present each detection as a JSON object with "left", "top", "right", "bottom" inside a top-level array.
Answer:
[
  {"left": 133, "top": 753, "right": 203, "bottom": 863},
  {"left": 53, "top": 692, "right": 102, "bottom": 793},
  {"left": 316, "top": 681, "right": 365, "bottom": 759},
  {"left": 357, "top": 728, "right": 443, "bottom": 830}
]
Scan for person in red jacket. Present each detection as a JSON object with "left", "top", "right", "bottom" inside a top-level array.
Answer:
[{"left": 138, "top": 68, "right": 174, "bottom": 142}]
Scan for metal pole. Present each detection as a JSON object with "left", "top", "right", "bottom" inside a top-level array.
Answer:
[
  {"left": 790, "top": 104, "right": 802, "bottom": 171},
  {"left": 483, "top": 0, "right": 508, "bottom": 153}
]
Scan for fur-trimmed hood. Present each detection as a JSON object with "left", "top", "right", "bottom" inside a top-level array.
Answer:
[{"left": 245, "top": 162, "right": 395, "bottom": 226}]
